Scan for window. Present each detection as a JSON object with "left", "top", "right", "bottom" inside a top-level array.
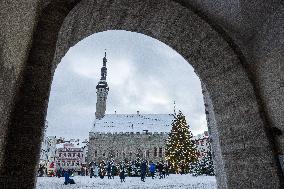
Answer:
[
  {"left": 159, "top": 147, "right": 162, "bottom": 157},
  {"left": 154, "top": 147, "right": 157, "bottom": 157},
  {"left": 146, "top": 150, "right": 150, "bottom": 158},
  {"left": 103, "top": 153, "right": 105, "bottom": 157},
  {"left": 95, "top": 150, "right": 97, "bottom": 157}
]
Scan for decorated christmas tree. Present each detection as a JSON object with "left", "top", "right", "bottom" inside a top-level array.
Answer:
[{"left": 165, "top": 111, "right": 198, "bottom": 173}]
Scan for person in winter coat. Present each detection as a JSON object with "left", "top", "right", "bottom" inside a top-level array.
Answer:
[
  {"left": 162, "top": 163, "right": 166, "bottom": 178},
  {"left": 64, "top": 170, "right": 75, "bottom": 185},
  {"left": 89, "top": 161, "right": 94, "bottom": 178},
  {"left": 111, "top": 164, "right": 117, "bottom": 179},
  {"left": 140, "top": 161, "right": 147, "bottom": 182},
  {"left": 157, "top": 162, "right": 163, "bottom": 179},
  {"left": 119, "top": 162, "right": 126, "bottom": 182},
  {"left": 99, "top": 162, "right": 106, "bottom": 179},
  {"left": 165, "top": 163, "right": 170, "bottom": 176},
  {"left": 149, "top": 162, "right": 156, "bottom": 179},
  {"left": 160, "top": 163, "right": 164, "bottom": 179},
  {"left": 90, "top": 167, "right": 94, "bottom": 178},
  {"left": 107, "top": 163, "right": 112, "bottom": 179},
  {"left": 93, "top": 163, "right": 99, "bottom": 178}
]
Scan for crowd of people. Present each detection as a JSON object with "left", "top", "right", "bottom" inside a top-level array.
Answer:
[
  {"left": 89, "top": 159, "right": 170, "bottom": 182},
  {"left": 38, "top": 159, "right": 173, "bottom": 185}
]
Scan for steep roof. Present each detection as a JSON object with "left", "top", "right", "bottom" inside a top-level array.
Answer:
[{"left": 91, "top": 114, "right": 174, "bottom": 133}]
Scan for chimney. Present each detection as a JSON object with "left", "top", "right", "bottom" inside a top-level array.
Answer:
[{"left": 137, "top": 111, "right": 140, "bottom": 115}]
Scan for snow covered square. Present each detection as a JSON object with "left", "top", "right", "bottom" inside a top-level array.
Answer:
[{"left": 36, "top": 174, "right": 216, "bottom": 189}]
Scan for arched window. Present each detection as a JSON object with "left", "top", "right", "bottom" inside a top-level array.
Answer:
[
  {"left": 154, "top": 147, "right": 157, "bottom": 157},
  {"left": 146, "top": 150, "right": 150, "bottom": 158},
  {"left": 159, "top": 147, "right": 162, "bottom": 157}
]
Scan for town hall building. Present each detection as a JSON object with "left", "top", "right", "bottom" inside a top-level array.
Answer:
[{"left": 87, "top": 53, "right": 210, "bottom": 164}]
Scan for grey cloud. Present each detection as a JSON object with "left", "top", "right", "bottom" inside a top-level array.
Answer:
[{"left": 46, "top": 30, "right": 206, "bottom": 140}]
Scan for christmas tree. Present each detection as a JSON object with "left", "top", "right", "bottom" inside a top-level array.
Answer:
[
  {"left": 165, "top": 111, "right": 198, "bottom": 173},
  {"left": 190, "top": 142, "right": 215, "bottom": 176}
]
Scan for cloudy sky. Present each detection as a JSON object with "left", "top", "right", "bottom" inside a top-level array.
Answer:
[{"left": 46, "top": 30, "right": 207, "bottom": 140}]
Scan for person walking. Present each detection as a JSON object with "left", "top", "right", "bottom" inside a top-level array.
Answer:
[
  {"left": 165, "top": 163, "right": 169, "bottom": 176},
  {"left": 149, "top": 162, "right": 156, "bottom": 179},
  {"left": 157, "top": 162, "right": 163, "bottom": 179},
  {"left": 89, "top": 162, "right": 94, "bottom": 178},
  {"left": 64, "top": 170, "right": 75, "bottom": 185},
  {"left": 140, "top": 160, "right": 147, "bottom": 182},
  {"left": 94, "top": 163, "right": 99, "bottom": 178},
  {"left": 119, "top": 162, "right": 126, "bottom": 182},
  {"left": 107, "top": 162, "right": 112, "bottom": 179},
  {"left": 162, "top": 163, "right": 166, "bottom": 178},
  {"left": 99, "top": 162, "right": 106, "bottom": 179},
  {"left": 111, "top": 163, "right": 117, "bottom": 179}
]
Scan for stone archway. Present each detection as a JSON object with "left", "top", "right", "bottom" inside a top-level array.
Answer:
[{"left": 0, "top": 0, "right": 282, "bottom": 188}]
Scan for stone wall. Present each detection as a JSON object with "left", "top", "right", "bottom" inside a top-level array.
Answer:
[
  {"left": 202, "top": 83, "right": 227, "bottom": 188},
  {"left": 88, "top": 132, "right": 168, "bottom": 163},
  {"left": 0, "top": 0, "right": 41, "bottom": 186},
  {"left": 251, "top": 6, "right": 284, "bottom": 171},
  {"left": 0, "top": 0, "right": 283, "bottom": 188}
]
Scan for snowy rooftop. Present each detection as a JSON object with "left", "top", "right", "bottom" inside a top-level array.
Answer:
[
  {"left": 91, "top": 114, "right": 174, "bottom": 133},
  {"left": 56, "top": 140, "right": 88, "bottom": 149},
  {"left": 192, "top": 131, "right": 209, "bottom": 140}
]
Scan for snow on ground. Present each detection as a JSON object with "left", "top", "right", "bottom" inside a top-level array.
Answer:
[{"left": 36, "top": 174, "right": 216, "bottom": 189}]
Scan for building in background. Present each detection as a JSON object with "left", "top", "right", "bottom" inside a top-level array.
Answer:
[
  {"left": 193, "top": 131, "right": 210, "bottom": 159},
  {"left": 39, "top": 122, "right": 57, "bottom": 170},
  {"left": 55, "top": 138, "right": 88, "bottom": 173},
  {"left": 88, "top": 53, "right": 211, "bottom": 164},
  {"left": 88, "top": 112, "right": 174, "bottom": 163}
]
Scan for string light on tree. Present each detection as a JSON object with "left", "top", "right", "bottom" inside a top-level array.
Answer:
[{"left": 165, "top": 110, "right": 198, "bottom": 173}]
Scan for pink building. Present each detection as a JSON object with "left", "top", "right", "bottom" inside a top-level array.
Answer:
[{"left": 55, "top": 140, "right": 88, "bottom": 172}]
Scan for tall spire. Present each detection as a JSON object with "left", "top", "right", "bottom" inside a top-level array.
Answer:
[
  {"left": 95, "top": 51, "right": 109, "bottom": 119},
  {"left": 103, "top": 49, "right": 107, "bottom": 67},
  {"left": 100, "top": 50, "right": 108, "bottom": 81}
]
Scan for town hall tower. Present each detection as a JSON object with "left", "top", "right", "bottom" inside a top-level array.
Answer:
[{"left": 95, "top": 52, "right": 109, "bottom": 119}]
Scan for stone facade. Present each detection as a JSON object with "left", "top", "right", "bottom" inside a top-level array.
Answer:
[
  {"left": 88, "top": 132, "right": 168, "bottom": 164},
  {"left": 88, "top": 113, "right": 174, "bottom": 164}
]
